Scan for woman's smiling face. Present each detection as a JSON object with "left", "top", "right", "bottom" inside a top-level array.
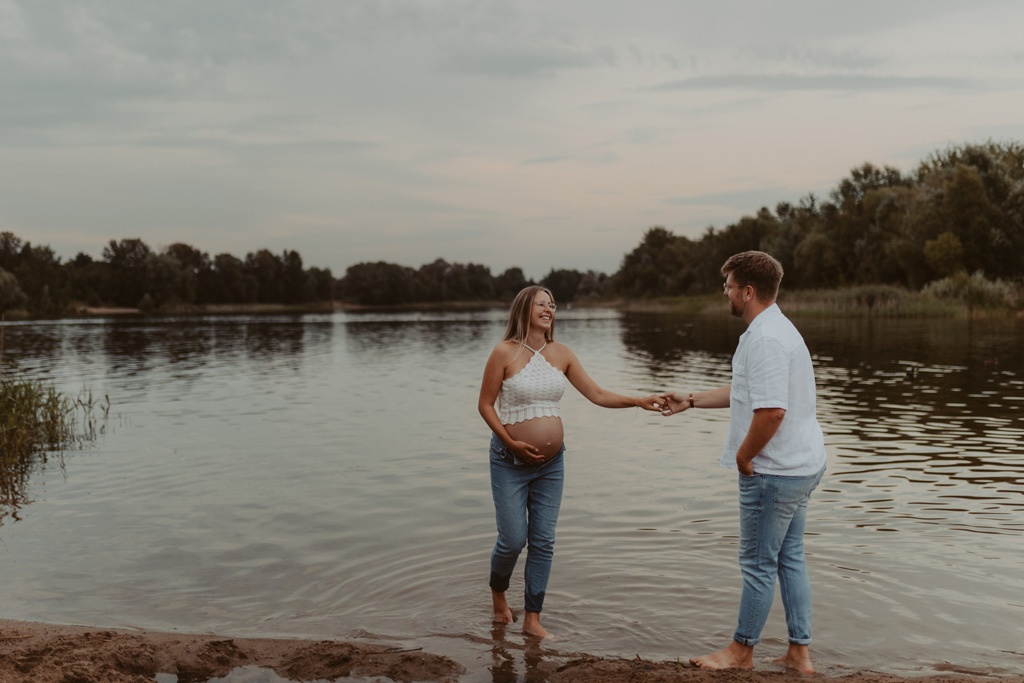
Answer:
[{"left": 531, "top": 290, "right": 556, "bottom": 329}]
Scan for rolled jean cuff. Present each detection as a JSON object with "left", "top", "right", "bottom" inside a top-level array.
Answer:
[
  {"left": 789, "top": 637, "right": 812, "bottom": 646},
  {"left": 733, "top": 634, "right": 759, "bottom": 647},
  {"left": 524, "top": 591, "right": 545, "bottom": 614},
  {"left": 489, "top": 571, "right": 511, "bottom": 593}
]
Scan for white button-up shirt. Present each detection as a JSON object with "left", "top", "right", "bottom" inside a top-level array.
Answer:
[{"left": 721, "top": 304, "right": 827, "bottom": 476}]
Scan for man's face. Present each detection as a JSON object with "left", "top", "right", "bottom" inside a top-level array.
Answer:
[{"left": 722, "top": 273, "right": 750, "bottom": 318}]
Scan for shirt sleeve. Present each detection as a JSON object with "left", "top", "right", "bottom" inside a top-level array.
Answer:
[{"left": 746, "top": 337, "right": 790, "bottom": 411}]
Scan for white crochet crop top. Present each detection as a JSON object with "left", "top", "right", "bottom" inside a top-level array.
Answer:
[{"left": 498, "top": 343, "right": 567, "bottom": 425}]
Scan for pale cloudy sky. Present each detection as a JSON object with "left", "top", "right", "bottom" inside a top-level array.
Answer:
[{"left": 2, "top": 1, "right": 1022, "bottom": 279}]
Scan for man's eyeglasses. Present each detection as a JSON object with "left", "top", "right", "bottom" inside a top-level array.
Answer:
[
  {"left": 534, "top": 302, "right": 557, "bottom": 311},
  {"left": 723, "top": 283, "right": 747, "bottom": 292}
]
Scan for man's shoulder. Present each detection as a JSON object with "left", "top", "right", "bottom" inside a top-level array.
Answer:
[
  {"left": 758, "top": 306, "right": 802, "bottom": 336},
  {"left": 748, "top": 315, "right": 807, "bottom": 357}
]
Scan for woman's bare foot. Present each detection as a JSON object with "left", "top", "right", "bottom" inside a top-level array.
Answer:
[
  {"left": 690, "top": 641, "right": 754, "bottom": 670},
  {"left": 521, "top": 611, "right": 550, "bottom": 639},
  {"left": 491, "top": 590, "right": 514, "bottom": 624},
  {"left": 772, "top": 644, "right": 814, "bottom": 674}
]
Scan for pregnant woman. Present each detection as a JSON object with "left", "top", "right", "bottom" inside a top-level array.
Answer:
[{"left": 478, "top": 285, "right": 664, "bottom": 638}]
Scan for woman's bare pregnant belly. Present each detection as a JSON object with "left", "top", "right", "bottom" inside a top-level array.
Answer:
[{"left": 505, "top": 416, "right": 564, "bottom": 457}]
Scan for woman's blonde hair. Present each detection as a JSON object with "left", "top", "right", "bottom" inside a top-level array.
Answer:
[{"left": 503, "top": 285, "right": 556, "bottom": 345}]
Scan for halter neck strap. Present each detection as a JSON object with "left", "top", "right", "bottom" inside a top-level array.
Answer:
[{"left": 523, "top": 342, "right": 547, "bottom": 354}]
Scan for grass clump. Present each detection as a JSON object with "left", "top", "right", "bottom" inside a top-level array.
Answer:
[
  {"left": 0, "top": 379, "right": 109, "bottom": 456},
  {"left": 1, "top": 316, "right": 111, "bottom": 517},
  {"left": 922, "top": 271, "right": 1021, "bottom": 311},
  {"left": 0, "top": 377, "right": 109, "bottom": 515},
  {"left": 777, "top": 286, "right": 961, "bottom": 317}
]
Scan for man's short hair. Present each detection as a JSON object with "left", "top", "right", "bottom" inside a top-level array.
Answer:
[{"left": 721, "top": 251, "right": 784, "bottom": 303}]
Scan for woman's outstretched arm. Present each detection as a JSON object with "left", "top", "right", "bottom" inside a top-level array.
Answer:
[{"left": 561, "top": 345, "right": 665, "bottom": 411}]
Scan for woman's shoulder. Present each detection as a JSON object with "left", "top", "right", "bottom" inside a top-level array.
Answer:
[
  {"left": 490, "top": 339, "right": 523, "bottom": 358},
  {"left": 545, "top": 340, "right": 576, "bottom": 359}
]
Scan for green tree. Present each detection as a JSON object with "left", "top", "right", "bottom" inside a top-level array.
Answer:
[
  {"left": 306, "top": 267, "right": 335, "bottom": 302},
  {"left": 828, "top": 164, "right": 911, "bottom": 284},
  {"left": 245, "top": 249, "right": 284, "bottom": 303},
  {"left": 541, "top": 269, "right": 585, "bottom": 303},
  {"left": 102, "top": 238, "right": 153, "bottom": 307},
  {"left": 12, "top": 243, "right": 69, "bottom": 315},
  {"left": 66, "top": 253, "right": 107, "bottom": 307},
  {"left": 575, "top": 270, "right": 611, "bottom": 299},
  {"left": 0, "top": 232, "right": 22, "bottom": 273},
  {"left": 614, "top": 227, "right": 695, "bottom": 297},
  {"left": 0, "top": 267, "right": 27, "bottom": 313},
  {"left": 495, "top": 267, "right": 530, "bottom": 300},
  {"left": 146, "top": 253, "right": 187, "bottom": 308},
  {"left": 793, "top": 232, "right": 838, "bottom": 288},
  {"left": 164, "top": 242, "right": 210, "bottom": 304},
  {"left": 417, "top": 258, "right": 455, "bottom": 301},
  {"left": 340, "top": 262, "right": 420, "bottom": 305},
  {"left": 923, "top": 231, "right": 965, "bottom": 278},
  {"left": 282, "top": 250, "right": 308, "bottom": 304},
  {"left": 210, "top": 253, "right": 257, "bottom": 304}
]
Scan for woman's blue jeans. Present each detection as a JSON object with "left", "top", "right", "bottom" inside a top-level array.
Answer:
[
  {"left": 488, "top": 433, "right": 565, "bottom": 614},
  {"left": 734, "top": 466, "right": 825, "bottom": 647}
]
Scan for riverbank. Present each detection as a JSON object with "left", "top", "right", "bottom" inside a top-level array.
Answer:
[
  {"left": 5, "top": 288, "right": 1017, "bottom": 320},
  {"left": 76, "top": 302, "right": 343, "bottom": 316},
  {"left": 0, "top": 619, "right": 1005, "bottom": 683}
]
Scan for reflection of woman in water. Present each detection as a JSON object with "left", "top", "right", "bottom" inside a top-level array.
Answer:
[{"left": 478, "top": 285, "right": 664, "bottom": 638}]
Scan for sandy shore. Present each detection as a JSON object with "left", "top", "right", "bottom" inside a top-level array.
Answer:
[{"left": 0, "top": 619, "right": 1008, "bottom": 683}]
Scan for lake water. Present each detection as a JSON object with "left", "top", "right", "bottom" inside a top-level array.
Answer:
[{"left": 1, "top": 309, "right": 1022, "bottom": 681}]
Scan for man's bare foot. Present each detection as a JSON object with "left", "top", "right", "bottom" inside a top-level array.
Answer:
[
  {"left": 522, "top": 611, "right": 550, "bottom": 639},
  {"left": 690, "top": 641, "right": 754, "bottom": 670},
  {"left": 491, "top": 590, "right": 514, "bottom": 624},
  {"left": 771, "top": 644, "right": 814, "bottom": 674}
]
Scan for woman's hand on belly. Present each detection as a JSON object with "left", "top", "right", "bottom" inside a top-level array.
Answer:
[
  {"left": 506, "top": 416, "right": 565, "bottom": 459},
  {"left": 505, "top": 439, "right": 544, "bottom": 465}
]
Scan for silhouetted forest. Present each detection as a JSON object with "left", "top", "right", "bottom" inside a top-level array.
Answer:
[
  {"left": 0, "top": 237, "right": 335, "bottom": 316},
  {"left": 1, "top": 141, "right": 1021, "bottom": 317}
]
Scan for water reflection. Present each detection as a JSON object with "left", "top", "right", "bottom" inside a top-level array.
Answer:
[
  {"left": 488, "top": 625, "right": 558, "bottom": 683},
  {"left": 619, "top": 311, "right": 742, "bottom": 366},
  {"left": 0, "top": 451, "right": 59, "bottom": 525},
  {"left": 343, "top": 316, "right": 495, "bottom": 360},
  {"left": 0, "top": 316, "right": 335, "bottom": 525}
]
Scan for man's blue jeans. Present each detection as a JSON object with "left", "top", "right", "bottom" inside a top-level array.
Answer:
[
  {"left": 734, "top": 466, "right": 825, "bottom": 647},
  {"left": 488, "top": 433, "right": 565, "bottom": 613}
]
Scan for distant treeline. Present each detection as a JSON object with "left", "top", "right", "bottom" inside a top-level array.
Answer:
[
  {"left": 0, "top": 236, "right": 334, "bottom": 316},
  {"left": 615, "top": 141, "right": 1024, "bottom": 298},
  {"left": 337, "top": 260, "right": 610, "bottom": 307},
  {"left": 1, "top": 141, "right": 1021, "bottom": 316}
]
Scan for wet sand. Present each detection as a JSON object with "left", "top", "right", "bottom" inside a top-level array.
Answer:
[{"left": 0, "top": 619, "right": 1007, "bottom": 683}]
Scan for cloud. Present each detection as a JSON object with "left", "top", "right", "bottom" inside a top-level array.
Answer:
[
  {"left": 649, "top": 74, "right": 976, "bottom": 93},
  {"left": 523, "top": 155, "right": 572, "bottom": 165},
  {"left": 667, "top": 187, "right": 800, "bottom": 213},
  {"left": 747, "top": 46, "right": 884, "bottom": 70},
  {"left": 437, "top": 44, "right": 611, "bottom": 78}
]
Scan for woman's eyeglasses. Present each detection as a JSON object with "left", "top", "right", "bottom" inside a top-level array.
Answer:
[{"left": 534, "top": 302, "right": 557, "bottom": 311}]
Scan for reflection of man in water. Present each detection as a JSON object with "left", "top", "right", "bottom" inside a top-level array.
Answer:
[{"left": 661, "top": 251, "right": 827, "bottom": 674}]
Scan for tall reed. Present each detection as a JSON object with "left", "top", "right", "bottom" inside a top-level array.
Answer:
[{"left": 0, "top": 349, "right": 110, "bottom": 516}]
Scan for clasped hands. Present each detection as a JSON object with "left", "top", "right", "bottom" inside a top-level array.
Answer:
[
  {"left": 656, "top": 392, "right": 692, "bottom": 416},
  {"left": 637, "top": 392, "right": 696, "bottom": 416}
]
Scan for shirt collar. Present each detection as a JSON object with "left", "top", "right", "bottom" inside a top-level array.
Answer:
[{"left": 746, "top": 302, "right": 781, "bottom": 333}]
